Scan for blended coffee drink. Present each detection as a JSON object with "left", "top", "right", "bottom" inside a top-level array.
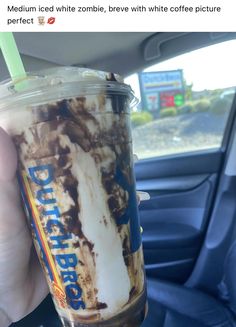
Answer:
[{"left": 0, "top": 67, "right": 147, "bottom": 326}]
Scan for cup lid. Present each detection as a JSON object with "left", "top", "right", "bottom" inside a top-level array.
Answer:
[{"left": 0, "top": 67, "right": 137, "bottom": 111}]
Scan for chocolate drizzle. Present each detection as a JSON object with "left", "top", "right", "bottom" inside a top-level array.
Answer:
[
  {"left": 82, "top": 240, "right": 94, "bottom": 253},
  {"left": 12, "top": 132, "right": 27, "bottom": 148},
  {"left": 106, "top": 73, "right": 117, "bottom": 82},
  {"left": 96, "top": 302, "right": 108, "bottom": 310},
  {"left": 129, "top": 286, "right": 137, "bottom": 301}
]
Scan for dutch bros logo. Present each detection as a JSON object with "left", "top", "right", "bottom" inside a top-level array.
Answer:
[{"left": 28, "top": 164, "right": 85, "bottom": 310}]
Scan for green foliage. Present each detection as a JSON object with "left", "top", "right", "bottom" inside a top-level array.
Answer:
[
  {"left": 210, "top": 95, "right": 220, "bottom": 104},
  {"left": 210, "top": 98, "right": 231, "bottom": 115},
  {"left": 210, "top": 89, "right": 222, "bottom": 97},
  {"left": 177, "top": 102, "right": 194, "bottom": 114},
  {"left": 192, "top": 99, "right": 211, "bottom": 113},
  {"left": 131, "top": 111, "right": 153, "bottom": 127},
  {"left": 184, "top": 80, "right": 193, "bottom": 101},
  {"left": 159, "top": 107, "right": 177, "bottom": 118}
]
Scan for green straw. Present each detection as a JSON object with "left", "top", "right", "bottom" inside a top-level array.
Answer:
[{"left": 0, "top": 32, "right": 26, "bottom": 84}]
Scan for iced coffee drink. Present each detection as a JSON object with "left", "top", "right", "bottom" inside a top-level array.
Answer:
[{"left": 0, "top": 68, "right": 147, "bottom": 326}]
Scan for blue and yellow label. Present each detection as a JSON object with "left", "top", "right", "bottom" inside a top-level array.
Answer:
[{"left": 17, "top": 164, "right": 85, "bottom": 311}]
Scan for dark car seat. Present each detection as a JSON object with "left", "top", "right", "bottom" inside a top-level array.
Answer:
[{"left": 142, "top": 240, "right": 236, "bottom": 327}]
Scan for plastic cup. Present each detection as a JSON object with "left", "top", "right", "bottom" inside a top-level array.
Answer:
[{"left": 0, "top": 67, "right": 147, "bottom": 326}]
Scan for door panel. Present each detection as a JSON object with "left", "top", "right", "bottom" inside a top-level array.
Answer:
[
  {"left": 136, "top": 174, "right": 209, "bottom": 192},
  {"left": 139, "top": 176, "right": 216, "bottom": 230},
  {"left": 135, "top": 151, "right": 221, "bottom": 283},
  {"left": 135, "top": 150, "right": 222, "bottom": 181}
]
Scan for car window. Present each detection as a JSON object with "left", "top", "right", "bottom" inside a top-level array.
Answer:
[{"left": 125, "top": 40, "right": 236, "bottom": 160}]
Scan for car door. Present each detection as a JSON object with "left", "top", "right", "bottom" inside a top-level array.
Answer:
[{"left": 126, "top": 34, "right": 236, "bottom": 283}]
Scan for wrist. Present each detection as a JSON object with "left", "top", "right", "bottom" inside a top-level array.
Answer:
[{"left": 0, "top": 308, "right": 11, "bottom": 327}]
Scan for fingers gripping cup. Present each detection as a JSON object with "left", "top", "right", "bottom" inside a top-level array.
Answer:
[{"left": 0, "top": 68, "right": 147, "bottom": 326}]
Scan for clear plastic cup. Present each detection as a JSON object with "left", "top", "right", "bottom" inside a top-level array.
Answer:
[{"left": 0, "top": 67, "right": 147, "bottom": 326}]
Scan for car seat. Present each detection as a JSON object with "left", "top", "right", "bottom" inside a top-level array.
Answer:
[{"left": 142, "top": 240, "right": 236, "bottom": 327}]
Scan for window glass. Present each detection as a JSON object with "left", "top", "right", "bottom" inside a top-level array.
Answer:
[{"left": 125, "top": 40, "right": 236, "bottom": 160}]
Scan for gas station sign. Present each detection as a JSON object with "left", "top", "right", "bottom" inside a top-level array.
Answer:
[{"left": 139, "top": 70, "right": 185, "bottom": 112}]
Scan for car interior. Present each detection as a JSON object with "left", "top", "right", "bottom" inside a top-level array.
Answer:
[{"left": 1, "top": 32, "right": 236, "bottom": 327}]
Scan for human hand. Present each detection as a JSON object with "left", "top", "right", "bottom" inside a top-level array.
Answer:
[{"left": 0, "top": 127, "right": 48, "bottom": 326}]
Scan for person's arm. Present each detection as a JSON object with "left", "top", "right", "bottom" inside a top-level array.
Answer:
[{"left": 0, "top": 309, "right": 11, "bottom": 327}]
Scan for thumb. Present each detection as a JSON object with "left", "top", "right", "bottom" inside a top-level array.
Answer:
[
  {"left": 0, "top": 127, "right": 17, "bottom": 182},
  {"left": 0, "top": 128, "right": 26, "bottom": 237}
]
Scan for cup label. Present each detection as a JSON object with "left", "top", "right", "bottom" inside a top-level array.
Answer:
[{"left": 18, "top": 165, "right": 86, "bottom": 311}]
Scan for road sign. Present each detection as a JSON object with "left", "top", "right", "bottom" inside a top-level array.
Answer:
[{"left": 139, "top": 70, "right": 185, "bottom": 112}]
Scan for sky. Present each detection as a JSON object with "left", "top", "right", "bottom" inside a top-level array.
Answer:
[{"left": 125, "top": 39, "right": 236, "bottom": 99}]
